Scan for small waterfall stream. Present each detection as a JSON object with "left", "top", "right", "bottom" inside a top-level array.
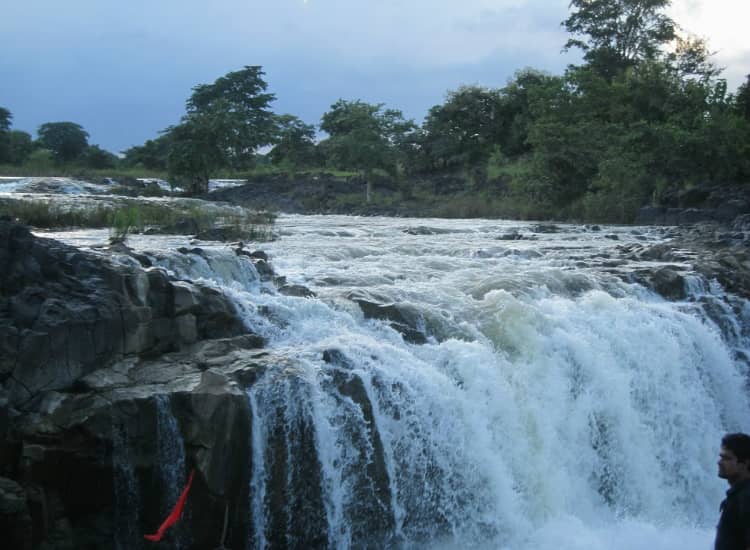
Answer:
[
  {"left": 112, "top": 417, "right": 142, "bottom": 550},
  {"left": 154, "top": 394, "right": 189, "bottom": 549}
]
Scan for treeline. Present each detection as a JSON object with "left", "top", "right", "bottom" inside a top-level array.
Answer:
[
  {"left": 0, "top": 115, "right": 118, "bottom": 170},
  {"left": 2, "top": 0, "right": 750, "bottom": 221}
]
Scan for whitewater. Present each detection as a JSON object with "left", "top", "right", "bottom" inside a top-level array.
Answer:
[{"left": 48, "top": 213, "right": 749, "bottom": 550}]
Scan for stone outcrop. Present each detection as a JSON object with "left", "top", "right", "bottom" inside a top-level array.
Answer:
[
  {"left": 0, "top": 219, "right": 273, "bottom": 548},
  {"left": 347, "top": 289, "right": 431, "bottom": 344},
  {"left": 616, "top": 223, "right": 750, "bottom": 301},
  {"left": 0, "top": 219, "right": 247, "bottom": 409}
]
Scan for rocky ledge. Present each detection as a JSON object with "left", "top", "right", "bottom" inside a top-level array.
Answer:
[{"left": 0, "top": 219, "right": 280, "bottom": 549}]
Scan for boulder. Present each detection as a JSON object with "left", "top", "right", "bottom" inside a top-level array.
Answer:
[
  {"left": 649, "top": 267, "right": 687, "bottom": 301},
  {"left": 347, "top": 290, "right": 429, "bottom": 344}
]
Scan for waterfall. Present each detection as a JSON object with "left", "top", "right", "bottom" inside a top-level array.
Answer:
[
  {"left": 154, "top": 394, "right": 189, "bottom": 549},
  {"left": 112, "top": 416, "right": 142, "bottom": 550},
  {"left": 87, "top": 215, "right": 750, "bottom": 549}
]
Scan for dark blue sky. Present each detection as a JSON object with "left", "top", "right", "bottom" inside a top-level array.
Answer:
[{"left": 2, "top": 0, "right": 746, "bottom": 154}]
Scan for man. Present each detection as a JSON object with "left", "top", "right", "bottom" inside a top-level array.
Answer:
[{"left": 716, "top": 432, "right": 750, "bottom": 550}]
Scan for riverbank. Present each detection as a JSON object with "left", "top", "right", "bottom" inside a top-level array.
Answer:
[{"left": 207, "top": 173, "right": 750, "bottom": 225}]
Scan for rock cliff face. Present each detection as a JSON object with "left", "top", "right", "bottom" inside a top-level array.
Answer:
[
  {"left": 0, "top": 219, "right": 270, "bottom": 549},
  {"left": 0, "top": 220, "right": 247, "bottom": 409}
]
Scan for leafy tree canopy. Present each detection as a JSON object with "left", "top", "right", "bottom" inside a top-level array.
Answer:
[
  {"left": 166, "top": 115, "right": 226, "bottom": 194},
  {"left": 82, "top": 144, "right": 118, "bottom": 169},
  {"left": 186, "top": 65, "right": 276, "bottom": 169},
  {"left": 122, "top": 134, "right": 172, "bottom": 171},
  {"left": 419, "top": 86, "right": 505, "bottom": 175},
  {"left": 735, "top": 74, "right": 750, "bottom": 121},
  {"left": 563, "top": 0, "right": 676, "bottom": 79},
  {"left": 6, "top": 130, "right": 34, "bottom": 165},
  {"left": 320, "top": 99, "right": 415, "bottom": 175},
  {"left": 268, "top": 114, "right": 319, "bottom": 169},
  {"left": 0, "top": 107, "right": 11, "bottom": 132},
  {"left": 37, "top": 121, "right": 89, "bottom": 162}
]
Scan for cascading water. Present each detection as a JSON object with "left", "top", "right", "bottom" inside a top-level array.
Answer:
[
  {"left": 112, "top": 416, "right": 142, "bottom": 550},
  {"left": 154, "top": 394, "right": 189, "bottom": 549},
  {"left": 59, "top": 215, "right": 750, "bottom": 549}
]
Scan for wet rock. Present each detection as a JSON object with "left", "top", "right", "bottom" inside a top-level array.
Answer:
[
  {"left": 252, "top": 258, "right": 275, "bottom": 281},
  {"left": 278, "top": 284, "right": 316, "bottom": 298},
  {"left": 235, "top": 248, "right": 268, "bottom": 262},
  {"left": 496, "top": 230, "right": 524, "bottom": 240},
  {"left": 0, "top": 477, "right": 32, "bottom": 550},
  {"left": 8, "top": 344, "right": 284, "bottom": 550},
  {"left": 403, "top": 226, "right": 452, "bottom": 235},
  {"left": 531, "top": 224, "right": 560, "bottom": 233},
  {"left": 650, "top": 267, "right": 687, "bottom": 300},
  {"left": 733, "top": 214, "right": 750, "bottom": 233},
  {"left": 323, "top": 350, "right": 394, "bottom": 542},
  {"left": 347, "top": 290, "right": 428, "bottom": 344},
  {"left": 0, "top": 220, "right": 248, "bottom": 408}
]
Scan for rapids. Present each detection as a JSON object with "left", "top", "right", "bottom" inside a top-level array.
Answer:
[{"left": 48, "top": 214, "right": 749, "bottom": 549}]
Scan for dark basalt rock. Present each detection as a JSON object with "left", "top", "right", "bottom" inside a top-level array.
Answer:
[
  {"left": 496, "top": 230, "right": 524, "bottom": 240},
  {"left": 252, "top": 258, "right": 275, "bottom": 281},
  {"left": 649, "top": 267, "right": 687, "bottom": 301},
  {"left": 347, "top": 290, "right": 428, "bottom": 344},
  {"left": 0, "top": 477, "right": 32, "bottom": 550},
  {"left": 0, "top": 221, "right": 247, "bottom": 409},
  {"left": 0, "top": 219, "right": 261, "bottom": 549},
  {"left": 279, "top": 284, "right": 316, "bottom": 298},
  {"left": 531, "top": 224, "right": 560, "bottom": 233}
]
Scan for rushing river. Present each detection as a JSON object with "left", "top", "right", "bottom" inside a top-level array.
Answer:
[{"left": 48, "top": 214, "right": 749, "bottom": 550}]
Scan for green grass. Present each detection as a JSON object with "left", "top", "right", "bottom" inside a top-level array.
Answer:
[
  {"left": 0, "top": 197, "right": 276, "bottom": 242},
  {"left": 0, "top": 198, "right": 113, "bottom": 228}
]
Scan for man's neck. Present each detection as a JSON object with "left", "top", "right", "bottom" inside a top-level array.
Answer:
[{"left": 728, "top": 473, "right": 750, "bottom": 488}]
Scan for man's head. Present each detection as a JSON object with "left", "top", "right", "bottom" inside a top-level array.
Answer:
[{"left": 719, "top": 432, "right": 750, "bottom": 484}]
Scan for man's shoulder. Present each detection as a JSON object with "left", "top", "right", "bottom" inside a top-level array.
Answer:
[{"left": 734, "top": 479, "right": 750, "bottom": 508}]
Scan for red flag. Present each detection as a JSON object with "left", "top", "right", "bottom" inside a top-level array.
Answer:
[{"left": 144, "top": 469, "right": 195, "bottom": 542}]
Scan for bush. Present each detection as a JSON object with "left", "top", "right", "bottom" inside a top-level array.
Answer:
[{"left": 108, "top": 206, "right": 144, "bottom": 243}]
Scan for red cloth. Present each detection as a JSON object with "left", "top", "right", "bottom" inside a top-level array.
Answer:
[{"left": 144, "top": 469, "right": 195, "bottom": 542}]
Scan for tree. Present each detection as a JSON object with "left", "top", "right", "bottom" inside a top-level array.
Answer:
[
  {"left": 37, "top": 122, "right": 89, "bottom": 162},
  {"left": 122, "top": 135, "right": 172, "bottom": 170},
  {"left": 0, "top": 107, "right": 11, "bottom": 163},
  {"left": 320, "top": 99, "right": 415, "bottom": 175},
  {"left": 0, "top": 107, "right": 10, "bottom": 132},
  {"left": 668, "top": 34, "right": 721, "bottom": 81},
  {"left": 186, "top": 65, "right": 276, "bottom": 169},
  {"left": 320, "top": 99, "right": 415, "bottom": 200},
  {"left": 82, "top": 145, "right": 118, "bottom": 169},
  {"left": 563, "top": 0, "right": 676, "bottom": 79},
  {"left": 166, "top": 115, "right": 225, "bottom": 194},
  {"left": 6, "top": 130, "right": 34, "bottom": 165},
  {"left": 419, "top": 86, "right": 504, "bottom": 180},
  {"left": 735, "top": 75, "right": 750, "bottom": 121},
  {"left": 268, "top": 114, "right": 320, "bottom": 170}
]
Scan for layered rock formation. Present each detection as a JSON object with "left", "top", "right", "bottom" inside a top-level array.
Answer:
[{"left": 0, "top": 219, "right": 271, "bottom": 549}]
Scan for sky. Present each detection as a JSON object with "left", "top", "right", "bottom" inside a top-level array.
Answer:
[{"left": 1, "top": 0, "right": 748, "bottom": 154}]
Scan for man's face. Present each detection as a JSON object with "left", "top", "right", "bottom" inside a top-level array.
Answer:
[{"left": 718, "top": 446, "right": 750, "bottom": 481}]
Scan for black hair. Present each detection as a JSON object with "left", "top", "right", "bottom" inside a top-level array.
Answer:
[{"left": 722, "top": 433, "right": 750, "bottom": 464}]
